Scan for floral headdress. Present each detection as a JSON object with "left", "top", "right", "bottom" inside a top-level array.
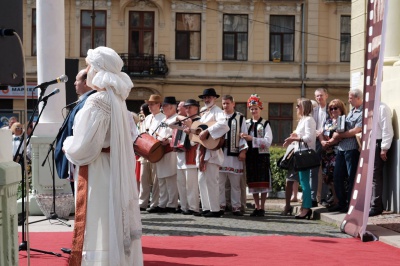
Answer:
[{"left": 247, "top": 94, "right": 263, "bottom": 109}]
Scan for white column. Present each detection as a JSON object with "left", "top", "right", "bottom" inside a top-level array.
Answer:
[
  {"left": 36, "top": 0, "right": 66, "bottom": 136},
  {"left": 384, "top": 0, "right": 400, "bottom": 65},
  {"left": 30, "top": 0, "right": 71, "bottom": 213}
]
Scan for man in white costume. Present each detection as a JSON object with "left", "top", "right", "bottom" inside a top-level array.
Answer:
[
  {"left": 219, "top": 95, "right": 248, "bottom": 216},
  {"left": 63, "top": 46, "right": 143, "bottom": 266},
  {"left": 185, "top": 88, "right": 229, "bottom": 218},
  {"left": 152, "top": 96, "right": 179, "bottom": 213},
  {"left": 176, "top": 99, "right": 201, "bottom": 215},
  {"left": 139, "top": 94, "right": 164, "bottom": 212}
]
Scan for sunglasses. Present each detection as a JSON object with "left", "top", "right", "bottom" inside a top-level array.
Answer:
[
  {"left": 15, "top": 127, "right": 22, "bottom": 130},
  {"left": 329, "top": 107, "right": 338, "bottom": 111}
]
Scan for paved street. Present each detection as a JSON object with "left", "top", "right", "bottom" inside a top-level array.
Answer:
[{"left": 140, "top": 209, "right": 350, "bottom": 238}]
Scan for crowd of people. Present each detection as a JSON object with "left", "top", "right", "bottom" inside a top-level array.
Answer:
[
  {"left": 7, "top": 45, "right": 391, "bottom": 265},
  {"left": 280, "top": 88, "right": 393, "bottom": 219}
]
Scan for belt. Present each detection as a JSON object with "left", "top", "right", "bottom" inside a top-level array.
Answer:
[{"left": 101, "top": 147, "right": 110, "bottom": 153}]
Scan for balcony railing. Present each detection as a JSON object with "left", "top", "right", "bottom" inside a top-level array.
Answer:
[{"left": 120, "top": 53, "right": 169, "bottom": 78}]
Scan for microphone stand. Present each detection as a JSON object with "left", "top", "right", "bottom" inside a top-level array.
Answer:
[
  {"left": 37, "top": 106, "right": 76, "bottom": 226},
  {"left": 17, "top": 86, "right": 62, "bottom": 257}
]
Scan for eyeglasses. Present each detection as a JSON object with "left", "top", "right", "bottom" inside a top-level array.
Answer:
[{"left": 329, "top": 107, "right": 338, "bottom": 111}]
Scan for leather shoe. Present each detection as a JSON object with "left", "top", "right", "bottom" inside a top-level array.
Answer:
[
  {"left": 328, "top": 204, "right": 348, "bottom": 213},
  {"left": 232, "top": 211, "right": 244, "bottom": 216},
  {"left": 61, "top": 247, "right": 71, "bottom": 254},
  {"left": 194, "top": 210, "right": 209, "bottom": 216},
  {"left": 140, "top": 207, "right": 147, "bottom": 211},
  {"left": 369, "top": 209, "right": 383, "bottom": 217},
  {"left": 203, "top": 211, "right": 221, "bottom": 218},
  {"left": 312, "top": 201, "right": 318, "bottom": 208},
  {"left": 147, "top": 206, "right": 166, "bottom": 213}
]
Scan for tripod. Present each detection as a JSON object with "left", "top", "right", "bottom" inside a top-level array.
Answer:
[
  {"left": 17, "top": 88, "right": 64, "bottom": 257},
  {"left": 36, "top": 126, "right": 72, "bottom": 226}
]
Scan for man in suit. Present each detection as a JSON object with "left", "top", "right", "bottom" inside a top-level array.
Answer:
[
  {"left": 55, "top": 69, "right": 95, "bottom": 195},
  {"left": 312, "top": 88, "right": 330, "bottom": 206}
]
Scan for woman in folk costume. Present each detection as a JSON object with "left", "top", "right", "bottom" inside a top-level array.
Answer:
[
  {"left": 240, "top": 94, "right": 273, "bottom": 217},
  {"left": 63, "top": 46, "right": 143, "bottom": 266}
]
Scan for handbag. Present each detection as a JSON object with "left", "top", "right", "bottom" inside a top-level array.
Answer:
[
  {"left": 293, "top": 139, "right": 320, "bottom": 171},
  {"left": 278, "top": 144, "right": 295, "bottom": 170}
]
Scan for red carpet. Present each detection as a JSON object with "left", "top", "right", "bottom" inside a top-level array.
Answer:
[{"left": 19, "top": 232, "right": 400, "bottom": 265}]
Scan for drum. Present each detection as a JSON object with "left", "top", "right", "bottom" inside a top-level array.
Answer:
[{"left": 134, "top": 133, "right": 164, "bottom": 163}]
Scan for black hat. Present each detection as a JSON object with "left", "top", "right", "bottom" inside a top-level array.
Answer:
[
  {"left": 183, "top": 99, "right": 200, "bottom": 107},
  {"left": 198, "top": 88, "right": 220, "bottom": 99},
  {"left": 162, "top": 96, "right": 177, "bottom": 105}
]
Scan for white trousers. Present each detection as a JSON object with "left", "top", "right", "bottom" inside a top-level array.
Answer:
[
  {"left": 198, "top": 163, "right": 220, "bottom": 212},
  {"left": 177, "top": 168, "right": 200, "bottom": 212},
  {"left": 219, "top": 172, "right": 242, "bottom": 209},
  {"left": 139, "top": 161, "right": 159, "bottom": 209},
  {"left": 158, "top": 174, "right": 179, "bottom": 208}
]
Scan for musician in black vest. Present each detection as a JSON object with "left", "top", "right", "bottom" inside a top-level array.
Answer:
[
  {"left": 219, "top": 95, "right": 248, "bottom": 216},
  {"left": 55, "top": 69, "right": 95, "bottom": 194},
  {"left": 176, "top": 99, "right": 201, "bottom": 215},
  {"left": 241, "top": 94, "right": 273, "bottom": 217}
]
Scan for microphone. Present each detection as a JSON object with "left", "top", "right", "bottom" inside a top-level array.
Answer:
[
  {"left": 41, "top": 88, "right": 60, "bottom": 102},
  {"left": 35, "top": 74, "right": 68, "bottom": 89},
  {"left": 0, "top": 28, "right": 15, "bottom": 37}
]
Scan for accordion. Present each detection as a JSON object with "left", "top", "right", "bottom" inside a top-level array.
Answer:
[{"left": 336, "top": 115, "right": 346, "bottom": 133}]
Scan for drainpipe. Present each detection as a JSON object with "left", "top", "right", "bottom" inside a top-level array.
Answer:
[{"left": 301, "top": 3, "right": 305, "bottom": 97}]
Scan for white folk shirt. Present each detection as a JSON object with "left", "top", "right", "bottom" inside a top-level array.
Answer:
[
  {"left": 376, "top": 102, "right": 394, "bottom": 151},
  {"left": 220, "top": 112, "right": 248, "bottom": 174},
  {"left": 196, "top": 105, "right": 229, "bottom": 167},
  {"left": 155, "top": 113, "right": 178, "bottom": 178}
]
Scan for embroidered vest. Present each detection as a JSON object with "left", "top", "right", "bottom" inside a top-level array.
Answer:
[
  {"left": 226, "top": 112, "right": 244, "bottom": 156},
  {"left": 246, "top": 117, "right": 270, "bottom": 154}
]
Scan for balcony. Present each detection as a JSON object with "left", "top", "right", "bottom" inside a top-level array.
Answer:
[{"left": 120, "top": 53, "right": 169, "bottom": 78}]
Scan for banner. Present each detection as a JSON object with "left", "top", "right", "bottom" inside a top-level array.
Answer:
[
  {"left": 340, "top": 0, "right": 388, "bottom": 241},
  {"left": 0, "top": 84, "right": 38, "bottom": 99}
]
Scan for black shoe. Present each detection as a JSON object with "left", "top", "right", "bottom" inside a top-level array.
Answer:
[
  {"left": 328, "top": 205, "right": 347, "bottom": 213},
  {"left": 193, "top": 210, "right": 210, "bottom": 216},
  {"left": 369, "top": 209, "right": 383, "bottom": 217},
  {"left": 232, "top": 211, "right": 244, "bottom": 216},
  {"left": 182, "top": 210, "right": 193, "bottom": 215},
  {"left": 257, "top": 209, "right": 265, "bottom": 217},
  {"left": 250, "top": 209, "right": 259, "bottom": 217},
  {"left": 147, "top": 206, "right": 165, "bottom": 213},
  {"left": 312, "top": 201, "right": 318, "bottom": 208},
  {"left": 165, "top": 207, "right": 177, "bottom": 213},
  {"left": 174, "top": 208, "right": 183, "bottom": 214},
  {"left": 295, "top": 209, "right": 312, "bottom": 220},
  {"left": 61, "top": 247, "right": 71, "bottom": 254},
  {"left": 203, "top": 211, "right": 221, "bottom": 218},
  {"left": 140, "top": 207, "right": 147, "bottom": 211}
]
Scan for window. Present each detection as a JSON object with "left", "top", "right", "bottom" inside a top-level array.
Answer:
[
  {"left": 129, "top": 11, "right": 154, "bottom": 56},
  {"left": 32, "top": 9, "right": 36, "bottom": 56},
  {"left": 80, "top": 10, "right": 107, "bottom": 57},
  {"left": 340, "top": 15, "right": 351, "bottom": 62},
  {"left": 269, "top": 103, "right": 293, "bottom": 144},
  {"left": 223, "top": 14, "right": 248, "bottom": 61},
  {"left": 269, "top": 16, "right": 295, "bottom": 62},
  {"left": 175, "top": 13, "right": 201, "bottom": 60}
]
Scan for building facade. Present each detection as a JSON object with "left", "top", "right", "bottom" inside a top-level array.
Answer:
[{"left": 0, "top": 0, "right": 352, "bottom": 144}]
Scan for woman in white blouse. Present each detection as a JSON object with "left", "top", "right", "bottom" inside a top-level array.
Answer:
[{"left": 283, "top": 98, "right": 316, "bottom": 219}]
